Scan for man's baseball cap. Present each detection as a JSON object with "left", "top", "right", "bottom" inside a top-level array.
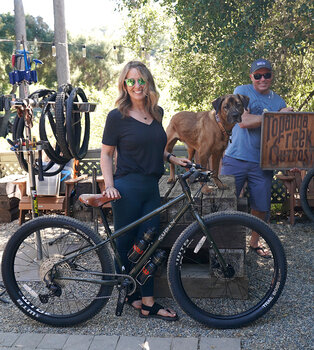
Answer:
[{"left": 250, "top": 58, "right": 272, "bottom": 73}]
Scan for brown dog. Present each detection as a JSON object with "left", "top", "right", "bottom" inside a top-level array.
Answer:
[{"left": 166, "top": 94, "right": 249, "bottom": 193}]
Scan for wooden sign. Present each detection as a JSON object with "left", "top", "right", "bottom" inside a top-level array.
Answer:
[{"left": 260, "top": 112, "right": 314, "bottom": 170}]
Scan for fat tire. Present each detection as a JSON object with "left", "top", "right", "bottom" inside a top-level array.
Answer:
[
  {"left": 39, "top": 93, "right": 69, "bottom": 165},
  {"left": 300, "top": 168, "right": 314, "bottom": 222},
  {"left": 1, "top": 216, "right": 114, "bottom": 327},
  {"left": 167, "top": 211, "right": 287, "bottom": 328},
  {"left": 66, "top": 87, "right": 90, "bottom": 160},
  {"left": 55, "top": 84, "right": 73, "bottom": 160}
]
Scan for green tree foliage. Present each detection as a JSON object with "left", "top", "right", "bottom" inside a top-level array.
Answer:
[
  {"left": 0, "top": 13, "right": 16, "bottom": 93},
  {"left": 68, "top": 34, "right": 121, "bottom": 91},
  {"left": 0, "top": 13, "right": 56, "bottom": 91},
  {"left": 123, "top": 2, "right": 172, "bottom": 65},
  {"left": 117, "top": 0, "right": 314, "bottom": 111},
  {"left": 0, "top": 13, "right": 121, "bottom": 93}
]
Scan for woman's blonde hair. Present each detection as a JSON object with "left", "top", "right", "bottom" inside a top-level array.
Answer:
[{"left": 115, "top": 61, "right": 162, "bottom": 122}]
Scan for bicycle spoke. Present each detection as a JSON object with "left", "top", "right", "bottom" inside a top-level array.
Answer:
[
  {"left": 168, "top": 212, "right": 286, "bottom": 328},
  {"left": 2, "top": 216, "right": 114, "bottom": 326}
]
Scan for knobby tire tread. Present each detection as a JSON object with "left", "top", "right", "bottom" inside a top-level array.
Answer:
[
  {"left": 1, "top": 216, "right": 115, "bottom": 327},
  {"left": 167, "top": 211, "right": 287, "bottom": 328}
]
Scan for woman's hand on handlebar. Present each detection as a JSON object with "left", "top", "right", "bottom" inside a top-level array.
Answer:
[{"left": 170, "top": 156, "right": 191, "bottom": 167}]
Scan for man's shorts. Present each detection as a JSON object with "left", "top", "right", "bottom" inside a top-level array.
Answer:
[{"left": 221, "top": 156, "right": 273, "bottom": 212}]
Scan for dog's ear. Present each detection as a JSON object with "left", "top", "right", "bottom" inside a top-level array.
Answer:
[
  {"left": 212, "top": 97, "right": 224, "bottom": 114},
  {"left": 237, "top": 94, "right": 250, "bottom": 111}
]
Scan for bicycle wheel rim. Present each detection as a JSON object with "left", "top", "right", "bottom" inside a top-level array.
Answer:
[
  {"left": 2, "top": 216, "right": 114, "bottom": 326},
  {"left": 167, "top": 211, "right": 287, "bottom": 328}
]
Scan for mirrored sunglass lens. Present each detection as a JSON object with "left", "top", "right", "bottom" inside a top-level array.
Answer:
[
  {"left": 125, "top": 79, "right": 135, "bottom": 86},
  {"left": 254, "top": 74, "right": 262, "bottom": 80},
  {"left": 138, "top": 78, "right": 146, "bottom": 85}
]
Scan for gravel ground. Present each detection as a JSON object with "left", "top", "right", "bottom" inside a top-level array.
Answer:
[{"left": 0, "top": 216, "right": 313, "bottom": 350}]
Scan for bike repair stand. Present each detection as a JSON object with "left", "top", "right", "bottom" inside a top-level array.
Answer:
[{"left": 12, "top": 98, "right": 46, "bottom": 260}]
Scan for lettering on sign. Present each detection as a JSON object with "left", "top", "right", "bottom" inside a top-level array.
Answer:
[{"left": 260, "top": 112, "right": 314, "bottom": 169}]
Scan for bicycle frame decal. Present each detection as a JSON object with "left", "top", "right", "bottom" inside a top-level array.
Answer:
[{"left": 175, "top": 239, "right": 191, "bottom": 266}]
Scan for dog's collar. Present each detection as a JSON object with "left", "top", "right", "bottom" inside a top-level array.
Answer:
[{"left": 215, "top": 114, "right": 232, "bottom": 142}]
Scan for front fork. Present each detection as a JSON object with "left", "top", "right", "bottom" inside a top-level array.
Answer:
[
  {"left": 192, "top": 210, "right": 231, "bottom": 276},
  {"left": 178, "top": 175, "right": 231, "bottom": 277}
]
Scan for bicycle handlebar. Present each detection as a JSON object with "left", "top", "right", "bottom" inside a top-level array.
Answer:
[{"left": 180, "top": 163, "right": 213, "bottom": 183}]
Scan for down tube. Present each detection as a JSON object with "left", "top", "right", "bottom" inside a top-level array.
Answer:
[
  {"left": 129, "top": 200, "right": 192, "bottom": 277},
  {"left": 101, "top": 193, "right": 187, "bottom": 247}
]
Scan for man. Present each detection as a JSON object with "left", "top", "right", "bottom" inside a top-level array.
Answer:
[{"left": 221, "top": 58, "right": 293, "bottom": 257}]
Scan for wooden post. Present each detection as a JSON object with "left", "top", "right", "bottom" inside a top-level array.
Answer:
[
  {"left": 14, "top": 0, "right": 29, "bottom": 98},
  {"left": 53, "top": 0, "right": 71, "bottom": 87}
]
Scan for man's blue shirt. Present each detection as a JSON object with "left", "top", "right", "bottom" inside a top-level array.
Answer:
[{"left": 224, "top": 84, "right": 286, "bottom": 163}]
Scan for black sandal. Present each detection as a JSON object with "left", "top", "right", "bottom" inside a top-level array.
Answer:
[
  {"left": 140, "top": 302, "right": 178, "bottom": 321},
  {"left": 249, "top": 246, "right": 271, "bottom": 259},
  {"left": 126, "top": 291, "right": 142, "bottom": 310}
]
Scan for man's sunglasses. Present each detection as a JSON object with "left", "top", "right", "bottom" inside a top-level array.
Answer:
[
  {"left": 253, "top": 72, "right": 272, "bottom": 80},
  {"left": 125, "top": 78, "right": 146, "bottom": 87}
]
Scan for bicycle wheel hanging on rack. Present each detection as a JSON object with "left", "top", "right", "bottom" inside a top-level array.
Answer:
[
  {"left": 55, "top": 84, "right": 73, "bottom": 160},
  {"left": 1, "top": 216, "right": 115, "bottom": 327},
  {"left": 12, "top": 89, "right": 65, "bottom": 177},
  {"left": 66, "top": 87, "right": 90, "bottom": 160},
  {"left": 167, "top": 211, "right": 287, "bottom": 329},
  {"left": 39, "top": 92, "right": 70, "bottom": 166},
  {"left": 300, "top": 168, "right": 314, "bottom": 222}
]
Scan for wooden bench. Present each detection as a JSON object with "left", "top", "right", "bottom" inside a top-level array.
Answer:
[
  {"left": 13, "top": 175, "right": 88, "bottom": 225},
  {"left": 277, "top": 169, "right": 314, "bottom": 224}
]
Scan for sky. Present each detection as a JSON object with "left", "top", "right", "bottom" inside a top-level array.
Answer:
[{"left": 1, "top": 0, "right": 123, "bottom": 37}]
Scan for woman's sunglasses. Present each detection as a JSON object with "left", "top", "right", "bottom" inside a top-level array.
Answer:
[
  {"left": 125, "top": 78, "right": 146, "bottom": 87},
  {"left": 253, "top": 72, "right": 272, "bottom": 80}
]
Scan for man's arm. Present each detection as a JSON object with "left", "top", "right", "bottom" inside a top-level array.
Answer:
[
  {"left": 239, "top": 106, "right": 294, "bottom": 129},
  {"left": 239, "top": 109, "right": 262, "bottom": 129}
]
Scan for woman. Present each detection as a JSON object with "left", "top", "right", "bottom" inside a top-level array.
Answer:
[{"left": 100, "top": 61, "right": 190, "bottom": 321}]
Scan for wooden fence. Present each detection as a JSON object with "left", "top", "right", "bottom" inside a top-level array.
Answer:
[{"left": 0, "top": 145, "right": 287, "bottom": 203}]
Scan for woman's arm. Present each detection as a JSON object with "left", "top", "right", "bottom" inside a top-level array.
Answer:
[
  {"left": 100, "top": 143, "right": 120, "bottom": 198},
  {"left": 163, "top": 150, "right": 191, "bottom": 166}
]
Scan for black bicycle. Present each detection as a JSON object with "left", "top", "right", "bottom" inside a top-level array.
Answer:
[{"left": 1, "top": 165, "right": 287, "bottom": 329}]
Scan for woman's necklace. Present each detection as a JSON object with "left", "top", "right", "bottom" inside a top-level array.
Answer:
[{"left": 129, "top": 109, "right": 151, "bottom": 123}]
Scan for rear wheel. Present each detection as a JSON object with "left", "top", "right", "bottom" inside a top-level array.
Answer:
[
  {"left": 1, "top": 216, "right": 114, "bottom": 326},
  {"left": 300, "top": 168, "right": 314, "bottom": 222},
  {"left": 168, "top": 211, "right": 287, "bottom": 328}
]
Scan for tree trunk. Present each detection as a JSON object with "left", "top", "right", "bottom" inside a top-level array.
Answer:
[
  {"left": 14, "top": 0, "right": 29, "bottom": 98},
  {"left": 53, "top": 0, "right": 71, "bottom": 87}
]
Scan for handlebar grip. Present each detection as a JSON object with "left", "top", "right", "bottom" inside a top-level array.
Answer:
[{"left": 189, "top": 170, "right": 200, "bottom": 183}]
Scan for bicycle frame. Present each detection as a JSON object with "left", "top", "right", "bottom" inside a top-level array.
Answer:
[{"left": 55, "top": 173, "right": 229, "bottom": 286}]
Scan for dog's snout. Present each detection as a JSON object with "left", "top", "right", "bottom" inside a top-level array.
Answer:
[{"left": 228, "top": 110, "right": 242, "bottom": 123}]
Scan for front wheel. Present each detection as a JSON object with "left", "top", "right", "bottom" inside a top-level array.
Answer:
[
  {"left": 167, "top": 211, "right": 287, "bottom": 328},
  {"left": 300, "top": 168, "right": 314, "bottom": 222},
  {"left": 1, "top": 216, "right": 114, "bottom": 326}
]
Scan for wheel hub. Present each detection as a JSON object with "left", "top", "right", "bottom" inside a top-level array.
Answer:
[{"left": 39, "top": 255, "right": 72, "bottom": 287}]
